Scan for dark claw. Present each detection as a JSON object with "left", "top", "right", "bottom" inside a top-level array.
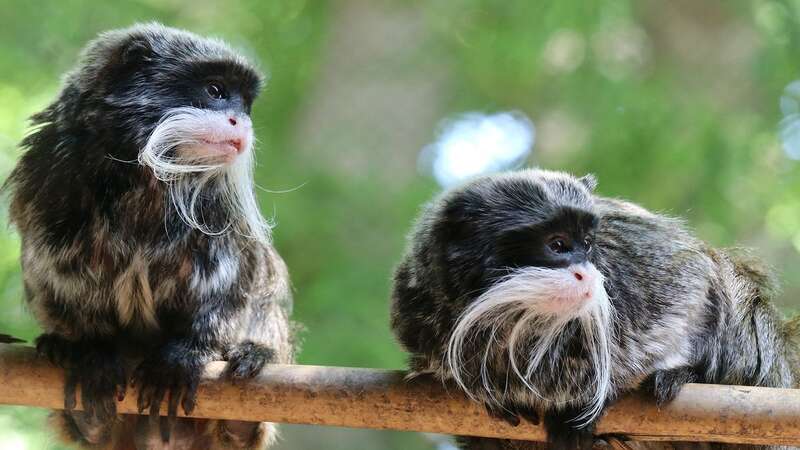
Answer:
[
  {"left": 182, "top": 377, "right": 198, "bottom": 415},
  {"left": 167, "top": 389, "right": 180, "bottom": 421},
  {"left": 148, "top": 387, "right": 164, "bottom": 419},
  {"left": 133, "top": 353, "right": 203, "bottom": 443},
  {"left": 483, "top": 401, "right": 541, "bottom": 427},
  {"left": 81, "top": 384, "right": 95, "bottom": 418},
  {"left": 136, "top": 372, "right": 152, "bottom": 414},
  {"left": 159, "top": 416, "right": 171, "bottom": 444},
  {"left": 35, "top": 334, "right": 126, "bottom": 423},
  {"left": 64, "top": 371, "right": 79, "bottom": 412},
  {"left": 35, "top": 333, "right": 72, "bottom": 367},
  {"left": 517, "top": 405, "right": 540, "bottom": 425},
  {"left": 149, "top": 386, "right": 167, "bottom": 442},
  {"left": 115, "top": 363, "right": 127, "bottom": 402},
  {"left": 116, "top": 384, "right": 126, "bottom": 402},
  {"left": 484, "top": 403, "right": 521, "bottom": 427}
]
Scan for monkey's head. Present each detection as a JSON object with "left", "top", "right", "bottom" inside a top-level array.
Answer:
[
  {"left": 394, "top": 169, "right": 612, "bottom": 420},
  {"left": 25, "top": 23, "right": 268, "bottom": 240}
]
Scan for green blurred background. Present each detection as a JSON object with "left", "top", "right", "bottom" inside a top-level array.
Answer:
[{"left": 2, "top": 0, "right": 800, "bottom": 448}]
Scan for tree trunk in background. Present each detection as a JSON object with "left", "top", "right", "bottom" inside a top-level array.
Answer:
[
  {"left": 291, "top": 0, "right": 449, "bottom": 187},
  {"left": 278, "top": 1, "right": 447, "bottom": 449}
]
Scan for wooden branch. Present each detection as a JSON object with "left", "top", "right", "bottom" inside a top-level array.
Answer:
[{"left": 0, "top": 345, "right": 798, "bottom": 445}]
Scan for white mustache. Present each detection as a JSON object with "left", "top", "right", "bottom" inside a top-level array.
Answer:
[
  {"left": 139, "top": 107, "right": 271, "bottom": 243},
  {"left": 444, "top": 263, "right": 613, "bottom": 424}
]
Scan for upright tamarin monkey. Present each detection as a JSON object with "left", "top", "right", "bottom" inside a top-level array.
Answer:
[
  {"left": 5, "top": 23, "right": 294, "bottom": 449},
  {"left": 391, "top": 169, "right": 799, "bottom": 449}
]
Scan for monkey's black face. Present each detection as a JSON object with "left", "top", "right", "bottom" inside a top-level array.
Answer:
[
  {"left": 71, "top": 24, "right": 263, "bottom": 163},
  {"left": 56, "top": 24, "right": 271, "bottom": 240},
  {"left": 106, "top": 53, "right": 261, "bottom": 124},
  {"left": 435, "top": 171, "right": 614, "bottom": 422},
  {"left": 495, "top": 207, "right": 599, "bottom": 271},
  {"left": 433, "top": 172, "right": 600, "bottom": 304}
]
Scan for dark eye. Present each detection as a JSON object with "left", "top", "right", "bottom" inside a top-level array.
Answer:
[
  {"left": 206, "top": 81, "right": 226, "bottom": 100},
  {"left": 547, "top": 237, "right": 568, "bottom": 254},
  {"left": 584, "top": 236, "right": 593, "bottom": 251}
]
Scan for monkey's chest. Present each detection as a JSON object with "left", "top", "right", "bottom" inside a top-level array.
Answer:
[
  {"left": 111, "top": 248, "right": 242, "bottom": 331},
  {"left": 112, "top": 252, "right": 161, "bottom": 330}
]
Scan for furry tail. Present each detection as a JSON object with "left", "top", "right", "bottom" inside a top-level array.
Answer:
[
  {"left": 725, "top": 248, "right": 798, "bottom": 389},
  {"left": 0, "top": 333, "right": 24, "bottom": 344},
  {"left": 781, "top": 315, "right": 800, "bottom": 387}
]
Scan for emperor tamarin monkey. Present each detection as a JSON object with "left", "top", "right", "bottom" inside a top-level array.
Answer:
[
  {"left": 390, "top": 169, "right": 799, "bottom": 449},
  {"left": 4, "top": 24, "right": 294, "bottom": 449}
]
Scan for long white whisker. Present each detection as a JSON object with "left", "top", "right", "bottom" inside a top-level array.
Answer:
[
  {"left": 254, "top": 181, "right": 308, "bottom": 194},
  {"left": 444, "top": 264, "right": 613, "bottom": 424},
  {"left": 139, "top": 106, "right": 271, "bottom": 242}
]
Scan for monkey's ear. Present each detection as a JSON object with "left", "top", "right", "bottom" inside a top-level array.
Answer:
[
  {"left": 100, "top": 38, "right": 153, "bottom": 88},
  {"left": 120, "top": 38, "right": 153, "bottom": 65},
  {"left": 578, "top": 174, "right": 598, "bottom": 192}
]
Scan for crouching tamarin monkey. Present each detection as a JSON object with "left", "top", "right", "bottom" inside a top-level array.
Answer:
[{"left": 391, "top": 169, "right": 799, "bottom": 450}]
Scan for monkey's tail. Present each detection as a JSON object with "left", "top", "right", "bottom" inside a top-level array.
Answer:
[
  {"left": 0, "top": 333, "right": 25, "bottom": 344},
  {"left": 781, "top": 315, "right": 800, "bottom": 386}
]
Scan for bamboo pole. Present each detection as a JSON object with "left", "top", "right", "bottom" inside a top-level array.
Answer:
[{"left": 0, "top": 345, "right": 798, "bottom": 445}]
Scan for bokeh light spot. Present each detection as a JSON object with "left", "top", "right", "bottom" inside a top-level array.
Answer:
[
  {"left": 419, "top": 111, "right": 535, "bottom": 188},
  {"left": 779, "top": 80, "right": 800, "bottom": 160}
]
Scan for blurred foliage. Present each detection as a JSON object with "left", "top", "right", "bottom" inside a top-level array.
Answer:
[{"left": 1, "top": 1, "right": 800, "bottom": 449}]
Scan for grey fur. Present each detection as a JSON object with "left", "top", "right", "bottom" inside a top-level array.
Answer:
[
  {"left": 390, "top": 169, "right": 799, "bottom": 449},
  {"left": 6, "top": 23, "right": 293, "bottom": 450}
]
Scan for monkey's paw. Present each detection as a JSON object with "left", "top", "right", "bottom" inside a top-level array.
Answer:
[
  {"left": 132, "top": 352, "right": 202, "bottom": 442},
  {"left": 36, "top": 333, "right": 76, "bottom": 367},
  {"left": 484, "top": 401, "right": 540, "bottom": 427},
  {"left": 225, "top": 341, "right": 276, "bottom": 380},
  {"left": 36, "top": 334, "right": 126, "bottom": 421},
  {"left": 133, "top": 356, "right": 201, "bottom": 417},
  {"left": 642, "top": 366, "right": 696, "bottom": 406}
]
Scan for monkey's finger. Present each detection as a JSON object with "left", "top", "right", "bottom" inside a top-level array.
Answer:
[
  {"left": 107, "top": 397, "right": 117, "bottom": 419},
  {"left": 35, "top": 335, "right": 55, "bottom": 365},
  {"left": 167, "top": 388, "right": 180, "bottom": 421},
  {"left": 181, "top": 377, "right": 198, "bottom": 415},
  {"left": 518, "top": 406, "right": 540, "bottom": 425},
  {"left": 82, "top": 373, "right": 114, "bottom": 420},
  {"left": 164, "top": 388, "right": 180, "bottom": 443},
  {"left": 116, "top": 385, "right": 126, "bottom": 402},
  {"left": 131, "top": 364, "right": 146, "bottom": 389},
  {"left": 80, "top": 384, "right": 95, "bottom": 419},
  {"left": 137, "top": 385, "right": 154, "bottom": 414},
  {"left": 159, "top": 415, "right": 171, "bottom": 444},
  {"left": 503, "top": 414, "right": 521, "bottom": 427},
  {"left": 148, "top": 386, "right": 166, "bottom": 420},
  {"left": 94, "top": 395, "right": 113, "bottom": 420},
  {"left": 114, "top": 364, "right": 127, "bottom": 402},
  {"left": 485, "top": 404, "right": 521, "bottom": 427},
  {"left": 102, "top": 382, "right": 118, "bottom": 419},
  {"left": 226, "top": 358, "right": 241, "bottom": 378},
  {"left": 148, "top": 385, "right": 168, "bottom": 443},
  {"left": 64, "top": 371, "right": 78, "bottom": 412},
  {"left": 231, "top": 355, "right": 262, "bottom": 379}
]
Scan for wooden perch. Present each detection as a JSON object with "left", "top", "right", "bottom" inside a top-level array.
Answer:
[{"left": 0, "top": 345, "right": 798, "bottom": 445}]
